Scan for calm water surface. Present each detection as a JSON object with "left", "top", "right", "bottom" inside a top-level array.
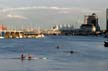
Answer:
[{"left": 0, "top": 36, "right": 108, "bottom": 71}]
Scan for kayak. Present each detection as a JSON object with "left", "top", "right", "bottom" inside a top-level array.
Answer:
[{"left": 10, "top": 57, "right": 48, "bottom": 60}]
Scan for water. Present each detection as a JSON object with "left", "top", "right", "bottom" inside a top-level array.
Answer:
[{"left": 0, "top": 36, "right": 108, "bottom": 71}]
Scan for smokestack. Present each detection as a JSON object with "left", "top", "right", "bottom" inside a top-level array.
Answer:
[{"left": 84, "top": 15, "right": 88, "bottom": 24}]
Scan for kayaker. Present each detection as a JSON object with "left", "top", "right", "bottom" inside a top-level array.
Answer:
[
  {"left": 21, "top": 53, "right": 25, "bottom": 59},
  {"left": 27, "top": 54, "right": 32, "bottom": 60}
]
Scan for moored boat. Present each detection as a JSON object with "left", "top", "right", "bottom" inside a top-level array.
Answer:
[{"left": 35, "top": 34, "right": 45, "bottom": 38}]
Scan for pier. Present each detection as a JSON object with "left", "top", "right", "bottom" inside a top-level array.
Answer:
[
  {"left": 0, "top": 30, "right": 44, "bottom": 39},
  {"left": 0, "top": 30, "right": 24, "bottom": 39}
]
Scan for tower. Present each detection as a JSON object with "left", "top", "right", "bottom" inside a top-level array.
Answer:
[
  {"left": 106, "top": 9, "right": 108, "bottom": 31},
  {"left": 86, "top": 13, "right": 100, "bottom": 31}
]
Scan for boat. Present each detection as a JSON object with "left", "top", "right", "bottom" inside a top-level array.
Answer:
[
  {"left": 21, "top": 57, "right": 39, "bottom": 60},
  {"left": 35, "top": 34, "right": 45, "bottom": 38},
  {"left": 10, "top": 57, "right": 48, "bottom": 60},
  {"left": 104, "top": 40, "right": 108, "bottom": 47},
  {"left": 20, "top": 54, "right": 47, "bottom": 60},
  {"left": 22, "top": 57, "right": 47, "bottom": 60}
]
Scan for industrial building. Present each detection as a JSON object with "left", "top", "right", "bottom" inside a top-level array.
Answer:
[{"left": 81, "top": 13, "right": 100, "bottom": 32}]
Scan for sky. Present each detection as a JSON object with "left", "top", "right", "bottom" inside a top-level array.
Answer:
[{"left": 0, "top": 0, "right": 107, "bottom": 30}]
